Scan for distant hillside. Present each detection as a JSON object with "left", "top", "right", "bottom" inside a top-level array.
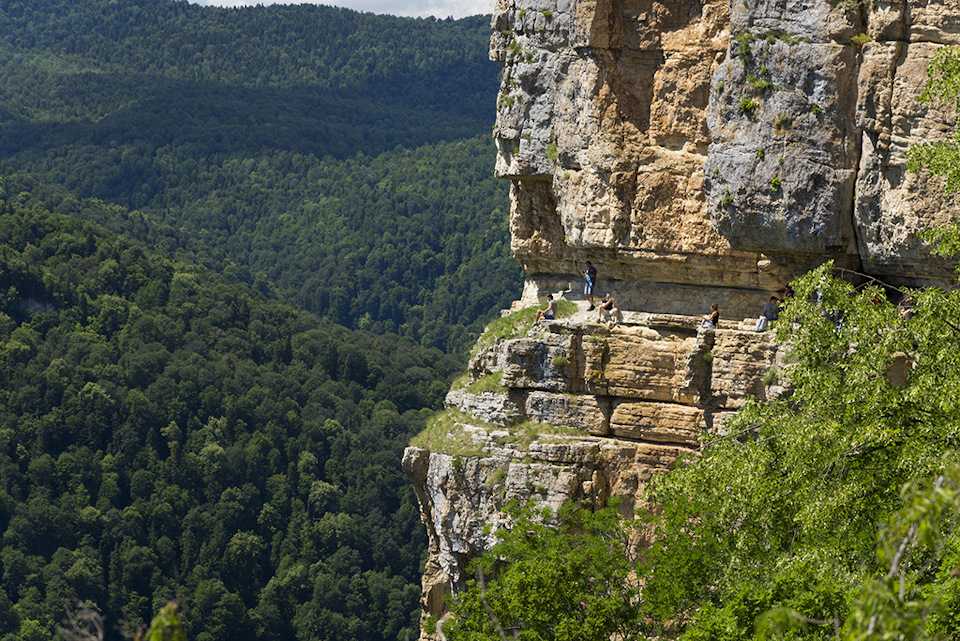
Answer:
[
  {"left": 0, "top": 187, "right": 459, "bottom": 641},
  {"left": 0, "top": 0, "right": 518, "bottom": 353}
]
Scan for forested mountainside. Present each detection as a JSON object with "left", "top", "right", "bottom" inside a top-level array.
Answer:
[
  {"left": 0, "top": 0, "right": 517, "bottom": 353},
  {"left": 0, "top": 187, "right": 459, "bottom": 641}
]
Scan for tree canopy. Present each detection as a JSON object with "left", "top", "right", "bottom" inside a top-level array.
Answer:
[
  {"left": 0, "top": 189, "right": 460, "bottom": 641},
  {"left": 0, "top": 0, "right": 517, "bottom": 354}
]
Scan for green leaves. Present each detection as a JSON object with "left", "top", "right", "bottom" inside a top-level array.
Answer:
[
  {"left": 446, "top": 502, "right": 643, "bottom": 641},
  {"left": 641, "top": 257, "right": 960, "bottom": 640}
]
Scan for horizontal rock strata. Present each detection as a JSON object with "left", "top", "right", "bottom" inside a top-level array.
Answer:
[{"left": 406, "top": 0, "right": 960, "bottom": 637}]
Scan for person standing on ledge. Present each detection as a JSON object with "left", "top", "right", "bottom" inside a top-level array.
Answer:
[{"left": 584, "top": 261, "right": 598, "bottom": 310}]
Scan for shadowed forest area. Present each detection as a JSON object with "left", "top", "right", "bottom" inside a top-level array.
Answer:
[{"left": 0, "top": 1, "right": 518, "bottom": 639}]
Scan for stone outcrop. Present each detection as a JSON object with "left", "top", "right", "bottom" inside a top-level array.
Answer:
[
  {"left": 404, "top": 314, "right": 786, "bottom": 635},
  {"left": 405, "top": 0, "right": 959, "bottom": 637},
  {"left": 492, "top": 0, "right": 958, "bottom": 315}
]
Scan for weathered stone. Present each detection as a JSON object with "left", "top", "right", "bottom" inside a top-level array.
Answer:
[
  {"left": 909, "top": 0, "right": 960, "bottom": 45},
  {"left": 524, "top": 390, "right": 610, "bottom": 435},
  {"left": 709, "top": 329, "right": 782, "bottom": 408},
  {"left": 500, "top": 332, "right": 577, "bottom": 391},
  {"left": 610, "top": 401, "right": 705, "bottom": 446},
  {"left": 705, "top": 39, "right": 860, "bottom": 256},
  {"left": 445, "top": 388, "right": 525, "bottom": 426},
  {"left": 854, "top": 41, "right": 960, "bottom": 285},
  {"left": 585, "top": 325, "right": 706, "bottom": 403}
]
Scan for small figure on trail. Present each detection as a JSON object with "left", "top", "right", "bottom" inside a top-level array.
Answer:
[
  {"left": 596, "top": 293, "right": 621, "bottom": 327},
  {"left": 584, "top": 262, "right": 598, "bottom": 310},
  {"left": 701, "top": 304, "right": 720, "bottom": 330},
  {"left": 754, "top": 296, "right": 780, "bottom": 332},
  {"left": 536, "top": 294, "right": 558, "bottom": 323},
  {"left": 898, "top": 296, "right": 915, "bottom": 321}
]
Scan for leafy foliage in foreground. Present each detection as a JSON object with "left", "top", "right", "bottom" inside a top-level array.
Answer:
[
  {"left": 0, "top": 193, "right": 460, "bottom": 641},
  {"left": 446, "top": 503, "right": 642, "bottom": 641},
  {"left": 641, "top": 261, "right": 960, "bottom": 639}
]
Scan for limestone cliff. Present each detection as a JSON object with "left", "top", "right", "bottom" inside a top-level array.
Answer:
[{"left": 404, "top": 0, "right": 959, "bottom": 636}]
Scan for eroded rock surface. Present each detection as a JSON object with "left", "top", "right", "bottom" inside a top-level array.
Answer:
[
  {"left": 405, "top": 315, "right": 786, "bottom": 636},
  {"left": 406, "top": 1, "right": 959, "bottom": 637}
]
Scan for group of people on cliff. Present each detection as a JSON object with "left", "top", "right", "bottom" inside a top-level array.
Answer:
[
  {"left": 537, "top": 261, "right": 794, "bottom": 333},
  {"left": 536, "top": 261, "right": 623, "bottom": 327}
]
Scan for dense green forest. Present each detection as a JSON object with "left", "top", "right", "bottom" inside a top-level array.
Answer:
[
  {"left": 0, "top": 0, "right": 518, "bottom": 353},
  {"left": 0, "top": 188, "right": 459, "bottom": 641}
]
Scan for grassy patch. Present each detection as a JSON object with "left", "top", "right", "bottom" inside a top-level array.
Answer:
[
  {"left": 850, "top": 33, "right": 872, "bottom": 47},
  {"left": 546, "top": 141, "right": 558, "bottom": 162},
  {"left": 739, "top": 96, "right": 759, "bottom": 116},
  {"left": 471, "top": 300, "right": 576, "bottom": 359},
  {"left": 492, "top": 420, "right": 582, "bottom": 450},
  {"left": 734, "top": 32, "right": 755, "bottom": 61},
  {"left": 465, "top": 372, "right": 504, "bottom": 394},
  {"left": 719, "top": 188, "right": 734, "bottom": 208},
  {"left": 747, "top": 74, "right": 772, "bottom": 93},
  {"left": 409, "top": 409, "right": 491, "bottom": 456},
  {"left": 485, "top": 464, "right": 508, "bottom": 488},
  {"left": 410, "top": 409, "right": 583, "bottom": 456},
  {"left": 773, "top": 113, "right": 793, "bottom": 132}
]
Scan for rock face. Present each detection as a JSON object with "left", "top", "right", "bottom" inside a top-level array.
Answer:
[
  {"left": 405, "top": 1, "right": 959, "bottom": 637},
  {"left": 404, "top": 315, "right": 787, "bottom": 636},
  {"left": 491, "top": 0, "right": 958, "bottom": 312}
]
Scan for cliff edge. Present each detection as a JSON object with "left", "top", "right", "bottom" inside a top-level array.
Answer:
[{"left": 404, "top": 0, "right": 959, "bottom": 636}]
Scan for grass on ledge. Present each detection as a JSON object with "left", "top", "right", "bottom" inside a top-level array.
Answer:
[
  {"left": 451, "top": 371, "right": 505, "bottom": 394},
  {"left": 493, "top": 420, "right": 582, "bottom": 450},
  {"left": 471, "top": 299, "right": 577, "bottom": 359},
  {"left": 410, "top": 409, "right": 585, "bottom": 457},
  {"left": 409, "top": 409, "right": 491, "bottom": 457}
]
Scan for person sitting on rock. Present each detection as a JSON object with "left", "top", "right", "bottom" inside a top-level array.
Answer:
[
  {"left": 536, "top": 294, "right": 558, "bottom": 323},
  {"left": 584, "top": 261, "right": 597, "bottom": 310},
  {"left": 596, "top": 293, "right": 621, "bottom": 327},
  {"left": 754, "top": 296, "right": 780, "bottom": 332},
  {"left": 701, "top": 303, "right": 720, "bottom": 329}
]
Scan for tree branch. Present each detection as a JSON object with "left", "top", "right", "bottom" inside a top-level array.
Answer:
[{"left": 476, "top": 567, "right": 513, "bottom": 641}]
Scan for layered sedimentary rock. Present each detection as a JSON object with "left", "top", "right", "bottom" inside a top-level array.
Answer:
[
  {"left": 404, "top": 314, "right": 786, "bottom": 633},
  {"left": 405, "top": 0, "right": 959, "bottom": 636},
  {"left": 492, "top": 0, "right": 958, "bottom": 313}
]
